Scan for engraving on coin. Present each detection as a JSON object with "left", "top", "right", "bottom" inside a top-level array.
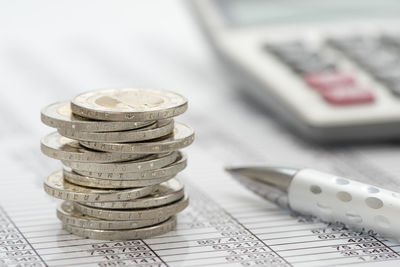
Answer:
[
  {"left": 58, "top": 119, "right": 174, "bottom": 142},
  {"left": 41, "top": 101, "right": 153, "bottom": 132},
  {"left": 74, "top": 152, "right": 187, "bottom": 180},
  {"left": 63, "top": 168, "right": 174, "bottom": 188},
  {"left": 71, "top": 88, "right": 187, "bottom": 121},
  {"left": 63, "top": 216, "right": 177, "bottom": 240},
  {"left": 44, "top": 170, "right": 157, "bottom": 202},
  {"left": 74, "top": 195, "right": 189, "bottom": 220},
  {"left": 62, "top": 152, "right": 178, "bottom": 173},
  {"left": 81, "top": 178, "right": 185, "bottom": 209},
  {"left": 80, "top": 122, "right": 194, "bottom": 153},
  {"left": 41, "top": 132, "right": 144, "bottom": 163},
  {"left": 57, "top": 201, "right": 169, "bottom": 230}
]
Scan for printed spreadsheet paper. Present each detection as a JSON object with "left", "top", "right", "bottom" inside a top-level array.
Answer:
[{"left": 2, "top": 1, "right": 400, "bottom": 266}]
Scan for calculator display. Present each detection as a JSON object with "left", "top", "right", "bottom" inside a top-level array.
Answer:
[{"left": 216, "top": 0, "right": 400, "bottom": 27}]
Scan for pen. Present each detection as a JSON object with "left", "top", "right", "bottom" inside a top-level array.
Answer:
[{"left": 226, "top": 166, "right": 399, "bottom": 240}]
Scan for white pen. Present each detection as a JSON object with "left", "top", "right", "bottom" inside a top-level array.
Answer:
[{"left": 226, "top": 166, "right": 399, "bottom": 240}]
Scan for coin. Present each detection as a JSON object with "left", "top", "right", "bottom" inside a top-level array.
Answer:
[
  {"left": 62, "top": 152, "right": 178, "bottom": 173},
  {"left": 44, "top": 170, "right": 157, "bottom": 202},
  {"left": 81, "top": 178, "right": 185, "bottom": 209},
  {"left": 41, "top": 102, "right": 153, "bottom": 132},
  {"left": 41, "top": 132, "right": 144, "bottom": 163},
  {"left": 58, "top": 119, "right": 174, "bottom": 142},
  {"left": 41, "top": 88, "right": 194, "bottom": 241},
  {"left": 80, "top": 122, "right": 194, "bottom": 154},
  {"left": 63, "top": 168, "right": 174, "bottom": 188},
  {"left": 74, "top": 152, "right": 187, "bottom": 180},
  {"left": 57, "top": 201, "right": 169, "bottom": 230},
  {"left": 74, "top": 195, "right": 188, "bottom": 220},
  {"left": 63, "top": 216, "right": 177, "bottom": 240},
  {"left": 71, "top": 88, "right": 188, "bottom": 121}
]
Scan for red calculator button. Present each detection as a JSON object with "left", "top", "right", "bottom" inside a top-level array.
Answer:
[
  {"left": 304, "top": 72, "right": 355, "bottom": 92},
  {"left": 321, "top": 87, "right": 375, "bottom": 105}
]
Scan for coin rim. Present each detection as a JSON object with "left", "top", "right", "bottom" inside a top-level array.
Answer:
[
  {"left": 62, "top": 216, "right": 177, "bottom": 240},
  {"left": 63, "top": 168, "right": 175, "bottom": 188},
  {"left": 74, "top": 195, "right": 189, "bottom": 220},
  {"left": 57, "top": 119, "right": 174, "bottom": 142},
  {"left": 62, "top": 152, "right": 179, "bottom": 173},
  {"left": 41, "top": 132, "right": 145, "bottom": 163},
  {"left": 80, "top": 122, "right": 195, "bottom": 154},
  {"left": 70, "top": 88, "right": 188, "bottom": 122},
  {"left": 80, "top": 178, "right": 185, "bottom": 209},
  {"left": 41, "top": 101, "right": 154, "bottom": 132},
  {"left": 44, "top": 170, "right": 157, "bottom": 202},
  {"left": 57, "top": 201, "right": 170, "bottom": 230},
  {"left": 73, "top": 151, "right": 187, "bottom": 180}
]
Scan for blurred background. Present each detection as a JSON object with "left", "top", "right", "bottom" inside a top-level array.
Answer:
[
  {"left": 1, "top": 0, "right": 400, "bottom": 189},
  {"left": 0, "top": 1, "right": 215, "bottom": 136}
]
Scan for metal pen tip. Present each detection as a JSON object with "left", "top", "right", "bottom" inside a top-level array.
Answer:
[
  {"left": 224, "top": 165, "right": 298, "bottom": 192},
  {"left": 224, "top": 166, "right": 234, "bottom": 172},
  {"left": 225, "top": 165, "right": 295, "bottom": 208}
]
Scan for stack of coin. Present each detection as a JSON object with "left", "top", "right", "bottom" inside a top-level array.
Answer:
[{"left": 40, "top": 88, "right": 194, "bottom": 240}]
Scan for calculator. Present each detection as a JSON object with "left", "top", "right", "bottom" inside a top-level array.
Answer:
[{"left": 190, "top": 0, "right": 400, "bottom": 142}]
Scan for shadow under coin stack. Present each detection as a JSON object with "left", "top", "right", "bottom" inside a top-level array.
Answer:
[{"left": 40, "top": 88, "right": 194, "bottom": 240}]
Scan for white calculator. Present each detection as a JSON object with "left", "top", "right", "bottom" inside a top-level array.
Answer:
[{"left": 190, "top": 0, "right": 400, "bottom": 142}]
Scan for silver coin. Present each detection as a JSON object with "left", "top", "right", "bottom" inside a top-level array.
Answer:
[
  {"left": 62, "top": 152, "right": 178, "bottom": 173},
  {"left": 41, "top": 132, "right": 144, "bottom": 163},
  {"left": 63, "top": 216, "right": 177, "bottom": 240},
  {"left": 74, "top": 195, "right": 188, "bottom": 221},
  {"left": 57, "top": 201, "right": 169, "bottom": 230},
  {"left": 71, "top": 88, "right": 187, "bottom": 122},
  {"left": 58, "top": 119, "right": 174, "bottom": 142},
  {"left": 74, "top": 152, "right": 187, "bottom": 180},
  {"left": 44, "top": 170, "right": 157, "bottom": 202},
  {"left": 41, "top": 101, "right": 153, "bottom": 132},
  {"left": 80, "top": 122, "right": 194, "bottom": 154},
  {"left": 81, "top": 178, "right": 185, "bottom": 209},
  {"left": 63, "top": 168, "right": 174, "bottom": 188}
]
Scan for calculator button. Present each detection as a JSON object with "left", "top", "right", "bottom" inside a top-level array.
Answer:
[
  {"left": 327, "top": 37, "right": 361, "bottom": 51},
  {"left": 266, "top": 42, "right": 305, "bottom": 55},
  {"left": 321, "top": 86, "right": 375, "bottom": 105},
  {"left": 388, "top": 83, "right": 400, "bottom": 97},
  {"left": 266, "top": 42, "right": 335, "bottom": 73},
  {"left": 304, "top": 72, "right": 355, "bottom": 92},
  {"left": 381, "top": 35, "right": 400, "bottom": 48},
  {"left": 278, "top": 51, "right": 318, "bottom": 66},
  {"left": 385, "top": 80, "right": 400, "bottom": 97},
  {"left": 373, "top": 68, "right": 400, "bottom": 83},
  {"left": 361, "top": 51, "right": 400, "bottom": 72},
  {"left": 291, "top": 60, "right": 336, "bottom": 74},
  {"left": 329, "top": 37, "right": 384, "bottom": 67},
  {"left": 329, "top": 37, "right": 380, "bottom": 54}
]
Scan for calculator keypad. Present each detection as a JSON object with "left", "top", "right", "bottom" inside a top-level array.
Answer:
[
  {"left": 328, "top": 36, "right": 400, "bottom": 98},
  {"left": 267, "top": 43, "right": 336, "bottom": 74},
  {"left": 267, "top": 34, "right": 400, "bottom": 106},
  {"left": 320, "top": 86, "right": 374, "bottom": 105},
  {"left": 266, "top": 42, "right": 376, "bottom": 105},
  {"left": 304, "top": 72, "right": 355, "bottom": 92}
]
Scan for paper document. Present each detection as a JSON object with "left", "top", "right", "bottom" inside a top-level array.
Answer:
[
  {"left": 1, "top": 1, "right": 400, "bottom": 266},
  {"left": 2, "top": 113, "right": 400, "bottom": 267}
]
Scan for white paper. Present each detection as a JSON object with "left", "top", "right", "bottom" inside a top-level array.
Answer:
[{"left": 1, "top": 1, "right": 400, "bottom": 266}]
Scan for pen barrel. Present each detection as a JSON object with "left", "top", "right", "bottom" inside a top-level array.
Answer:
[{"left": 287, "top": 169, "right": 400, "bottom": 240}]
